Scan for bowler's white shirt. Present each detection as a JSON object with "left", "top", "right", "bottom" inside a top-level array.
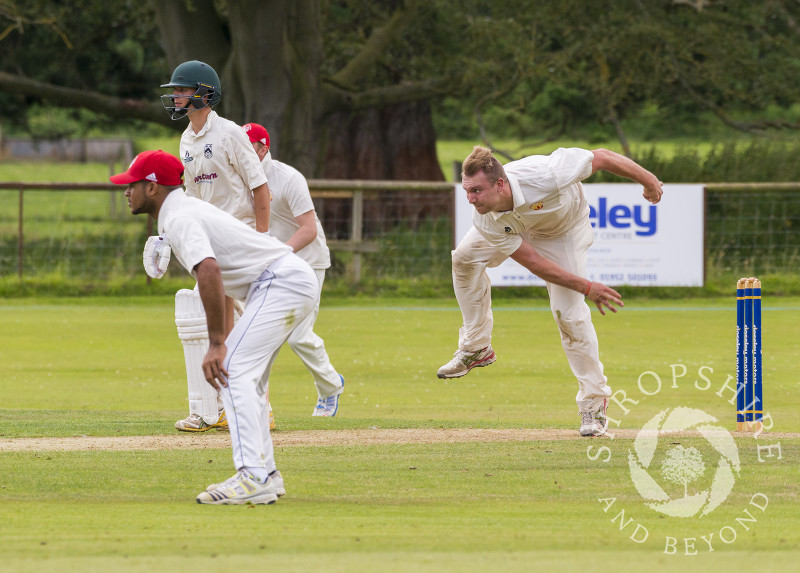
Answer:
[
  {"left": 180, "top": 111, "right": 267, "bottom": 229},
  {"left": 158, "top": 189, "right": 291, "bottom": 301},
  {"left": 473, "top": 147, "right": 594, "bottom": 254},
  {"left": 261, "top": 151, "right": 330, "bottom": 270}
]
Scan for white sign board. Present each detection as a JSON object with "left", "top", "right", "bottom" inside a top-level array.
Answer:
[{"left": 454, "top": 183, "right": 704, "bottom": 287}]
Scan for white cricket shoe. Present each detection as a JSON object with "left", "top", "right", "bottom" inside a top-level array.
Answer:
[
  {"left": 436, "top": 346, "right": 496, "bottom": 379},
  {"left": 312, "top": 375, "right": 344, "bottom": 417},
  {"left": 206, "top": 470, "right": 285, "bottom": 497},
  {"left": 579, "top": 401, "right": 609, "bottom": 437},
  {"left": 196, "top": 470, "right": 279, "bottom": 505},
  {"left": 266, "top": 470, "right": 285, "bottom": 497}
]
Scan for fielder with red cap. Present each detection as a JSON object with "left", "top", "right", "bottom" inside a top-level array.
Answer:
[
  {"left": 243, "top": 123, "right": 344, "bottom": 417},
  {"left": 112, "top": 150, "right": 318, "bottom": 505}
]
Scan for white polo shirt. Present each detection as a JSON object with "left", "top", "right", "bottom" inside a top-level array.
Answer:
[
  {"left": 180, "top": 111, "right": 268, "bottom": 229},
  {"left": 158, "top": 189, "right": 292, "bottom": 301},
  {"left": 261, "top": 151, "right": 330, "bottom": 270},
  {"left": 473, "top": 148, "right": 594, "bottom": 255}
]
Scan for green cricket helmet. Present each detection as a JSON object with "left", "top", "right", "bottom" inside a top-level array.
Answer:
[{"left": 160, "top": 60, "right": 222, "bottom": 120}]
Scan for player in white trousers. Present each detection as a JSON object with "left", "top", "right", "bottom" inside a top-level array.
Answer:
[
  {"left": 438, "top": 146, "right": 663, "bottom": 437},
  {"left": 160, "top": 60, "right": 274, "bottom": 432},
  {"left": 243, "top": 123, "right": 344, "bottom": 416},
  {"left": 112, "top": 150, "right": 317, "bottom": 505}
]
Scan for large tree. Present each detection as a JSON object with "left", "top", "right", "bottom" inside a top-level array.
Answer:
[{"left": 2, "top": 0, "right": 800, "bottom": 171}]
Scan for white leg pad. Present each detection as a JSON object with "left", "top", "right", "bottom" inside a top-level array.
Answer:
[{"left": 175, "top": 289, "right": 219, "bottom": 424}]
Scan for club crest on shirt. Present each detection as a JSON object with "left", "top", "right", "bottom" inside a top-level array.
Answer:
[
  {"left": 531, "top": 201, "right": 544, "bottom": 211},
  {"left": 204, "top": 144, "right": 213, "bottom": 159},
  {"left": 183, "top": 151, "right": 193, "bottom": 164},
  {"left": 504, "top": 226, "right": 512, "bottom": 233}
]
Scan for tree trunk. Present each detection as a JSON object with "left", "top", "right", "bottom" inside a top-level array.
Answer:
[
  {"left": 221, "top": 0, "right": 323, "bottom": 177},
  {"left": 320, "top": 100, "right": 447, "bottom": 236},
  {"left": 607, "top": 106, "right": 632, "bottom": 158},
  {"left": 153, "top": 0, "right": 229, "bottom": 73},
  {"left": 322, "top": 101, "right": 443, "bottom": 180},
  {"left": 283, "top": 0, "right": 326, "bottom": 176}
]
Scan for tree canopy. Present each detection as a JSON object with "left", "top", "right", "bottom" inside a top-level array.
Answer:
[{"left": 2, "top": 0, "right": 800, "bottom": 175}]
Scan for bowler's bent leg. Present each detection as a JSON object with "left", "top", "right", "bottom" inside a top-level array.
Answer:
[
  {"left": 452, "top": 227, "right": 508, "bottom": 351},
  {"left": 533, "top": 223, "right": 612, "bottom": 412},
  {"left": 546, "top": 282, "right": 611, "bottom": 410}
]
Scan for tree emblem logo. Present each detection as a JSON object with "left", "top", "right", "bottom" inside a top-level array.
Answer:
[{"left": 628, "top": 407, "right": 740, "bottom": 518}]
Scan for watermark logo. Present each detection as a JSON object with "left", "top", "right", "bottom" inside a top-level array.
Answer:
[
  {"left": 588, "top": 363, "right": 784, "bottom": 555},
  {"left": 628, "top": 407, "right": 740, "bottom": 518}
]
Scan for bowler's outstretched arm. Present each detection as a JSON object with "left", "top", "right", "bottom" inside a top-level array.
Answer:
[{"left": 510, "top": 242, "right": 623, "bottom": 315}]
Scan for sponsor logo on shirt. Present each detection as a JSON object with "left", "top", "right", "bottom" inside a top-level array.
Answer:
[
  {"left": 204, "top": 144, "right": 213, "bottom": 159},
  {"left": 194, "top": 173, "right": 218, "bottom": 184},
  {"left": 183, "top": 151, "right": 193, "bottom": 164},
  {"left": 531, "top": 201, "right": 544, "bottom": 211}
]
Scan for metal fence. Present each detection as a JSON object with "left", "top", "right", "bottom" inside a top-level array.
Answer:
[
  {"left": 704, "top": 183, "right": 800, "bottom": 277},
  {"left": 2, "top": 181, "right": 799, "bottom": 288}
]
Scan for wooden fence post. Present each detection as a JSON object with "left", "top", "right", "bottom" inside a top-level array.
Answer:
[
  {"left": 350, "top": 189, "right": 364, "bottom": 283},
  {"left": 17, "top": 186, "right": 23, "bottom": 279}
]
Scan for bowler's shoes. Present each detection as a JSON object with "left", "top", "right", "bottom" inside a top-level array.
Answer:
[
  {"left": 197, "top": 470, "right": 280, "bottom": 505},
  {"left": 206, "top": 469, "right": 285, "bottom": 497},
  {"left": 175, "top": 409, "right": 228, "bottom": 432},
  {"left": 437, "top": 346, "right": 496, "bottom": 379},
  {"left": 579, "top": 402, "right": 609, "bottom": 437},
  {"left": 312, "top": 375, "right": 344, "bottom": 417}
]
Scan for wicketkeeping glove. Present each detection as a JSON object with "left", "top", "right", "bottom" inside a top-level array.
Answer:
[{"left": 143, "top": 235, "right": 171, "bottom": 279}]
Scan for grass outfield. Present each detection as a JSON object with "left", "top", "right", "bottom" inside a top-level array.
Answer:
[
  {"left": 0, "top": 135, "right": 740, "bottom": 186},
  {"left": 1, "top": 296, "right": 799, "bottom": 571}
]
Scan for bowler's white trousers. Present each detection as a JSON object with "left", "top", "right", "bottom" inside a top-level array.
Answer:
[
  {"left": 452, "top": 221, "right": 611, "bottom": 412},
  {"left": 283, "top": 269, "right": 344, "bottom": 399},
  {"left": 220, "top": 253, "right": 317, "bottom": 474}
]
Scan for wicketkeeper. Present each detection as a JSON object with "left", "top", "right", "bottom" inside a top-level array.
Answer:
[{"left": 243, "top": 123, "right": 344, "bottom": 417}]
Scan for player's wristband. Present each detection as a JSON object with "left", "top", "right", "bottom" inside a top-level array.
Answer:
[{"left": 584, "top": 281, "right": 592, "bottom": 296}]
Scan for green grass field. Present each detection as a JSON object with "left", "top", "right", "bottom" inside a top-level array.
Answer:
[{"left": 1, "top": 296, "right": 799, "bottom": 571}]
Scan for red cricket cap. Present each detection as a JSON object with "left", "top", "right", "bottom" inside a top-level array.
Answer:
[
  {"left": 243, "top": 123, "right": 270, "bottom": 147},
  {"left": 109, "top": 150, "right": 184, "bottom": 186}
]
